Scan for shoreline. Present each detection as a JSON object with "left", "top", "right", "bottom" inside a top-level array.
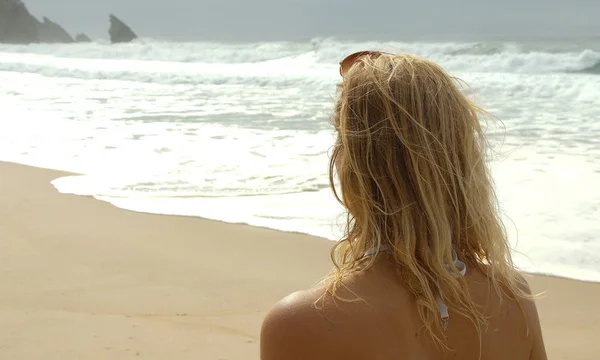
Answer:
[
  {"left": 1, "top": 160, "right": 599, "bottom": 359},
  {"left": 45, "top": 161, "right": 600, "bottom": 285},
  {"left": 4, "top": 156, "right": 600, "bottom": 284}
]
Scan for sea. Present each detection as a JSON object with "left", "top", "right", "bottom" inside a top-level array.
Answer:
[{"left": 0, "top": 38, "right": 599, "bottom": 282}]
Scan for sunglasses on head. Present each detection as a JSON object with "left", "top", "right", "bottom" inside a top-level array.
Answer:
[{"left": 339, "top": 50, "right": 392, "bottom": 77}]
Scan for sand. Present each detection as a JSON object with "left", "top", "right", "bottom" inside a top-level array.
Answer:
[{"left": 0, "top": 161, "right": 598, "bottom": 359}]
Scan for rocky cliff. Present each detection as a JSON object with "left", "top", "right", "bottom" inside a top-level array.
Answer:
[
  {"left": 37, "top": 16, "right": 74, "bottom": 43},
  {"left": 0, "top": 0, "right": 81, "bottom": 44},
  {"left": 0, "top": 0, "right": 39, "bottom": 44},
  {"left": 75, "top": 33, "right": 92, "bottom": 43},
  {"left": 109, "top": 14, "right": 137, "bottom": 44},
  {"left": 1, "top": 1, "right": 139, "bottom": 45}
]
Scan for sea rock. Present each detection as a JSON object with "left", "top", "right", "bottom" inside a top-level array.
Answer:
[
  {"left": 0, "top": 0, "right": 39, "bottom": 44},
  {"left": 37, "top": 16, "right": 74, "bottom": 43},
  {"left": 75, "top": 33, "right": 92, "bottom": 43},
  {"left": 109, "top": 14, "right": 137, "bottom": 44},
  {"left": 0, "top": 1, "right": 76, "bottom": 44}
]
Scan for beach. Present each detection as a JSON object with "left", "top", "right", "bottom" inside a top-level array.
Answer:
[
  {"left": 0, "top": 160, "right": 597, "bottom": 359},
  {"left": 2, "top": 39, "right": 599, "bottom": 282}
]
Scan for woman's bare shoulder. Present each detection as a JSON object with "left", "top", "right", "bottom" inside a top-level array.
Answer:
[
  {"left": 260, "top": 287, "right": 341, "bottom": 360},
  {"left": 260, "top": 272, "right": 416, "bottom": 360},
  {"left": 262, "top": 287, "right": 326, "bottom": 329},
  {"left": 474, "top": 265, "right": 547, "bottom": 360},
  {"left": 513, "top": 272, "right": 548, "bottom": 360},
  {"left": 260, "top": 282, "right": 389, "bottom": 360}
]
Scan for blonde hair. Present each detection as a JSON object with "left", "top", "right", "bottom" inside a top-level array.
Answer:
[{"left": 325, "top": 53, "right": 527, "bottom": 347}]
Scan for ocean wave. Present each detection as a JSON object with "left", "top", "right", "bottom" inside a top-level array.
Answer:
[
  {"left": 1, "top": 52, "right": 599, "bottom": 94},
  {"left": 0, "top": 53, "right": 335, "bottom": 87},
  {"left": 0, "top": 39, "right": 317, "bottom": 64},
  {"left": 576, "top": 59, "right": 600, "bottom": 74},
  {"left": 1, "top": 38, "right": 599, "bottom": 75}
]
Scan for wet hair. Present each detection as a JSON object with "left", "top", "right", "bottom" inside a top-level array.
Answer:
[{"left": 325, "top": 53, "right": 528, "bottom": 347}]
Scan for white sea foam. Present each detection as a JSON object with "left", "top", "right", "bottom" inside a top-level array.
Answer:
[
  {"left": 0, "top": 39, "right": 599, "bottom": 282},
  {"left": 0, "top": 40, "right": 598, "bottom": 86}
]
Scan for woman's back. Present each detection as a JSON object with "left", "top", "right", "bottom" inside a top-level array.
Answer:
[
  {"left": 262, "top": 255, "right": 546, "bottom": 360},
  {"left": 260, "top": 52, "right": 547, "bottom": 359}
]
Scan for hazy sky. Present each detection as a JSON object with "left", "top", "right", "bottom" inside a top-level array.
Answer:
[{"left": 22, "top": 0, "right": 600, "bottom": 41}]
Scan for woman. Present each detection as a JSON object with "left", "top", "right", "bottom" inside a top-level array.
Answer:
[{"left": 260, "top": 51, "right": 547, "bottom": 360}]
